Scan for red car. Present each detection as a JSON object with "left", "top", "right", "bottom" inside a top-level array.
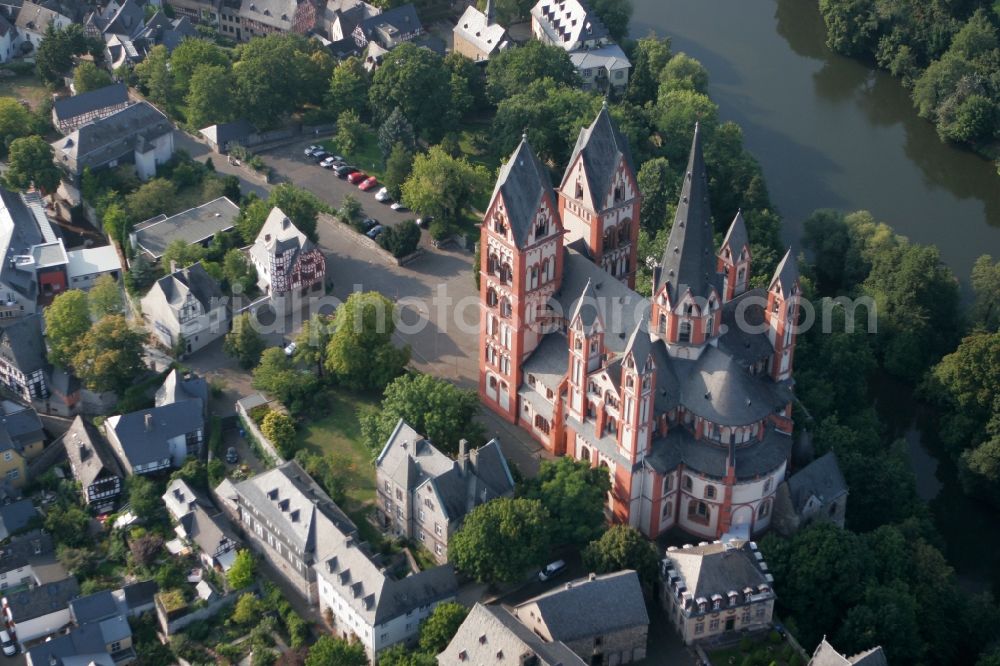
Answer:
[
  {"left": 347, "top": 171, "right": 368, "bottom": 185},
  {"left": 358, "top": 177, "right": 379, "bottom": 191}
]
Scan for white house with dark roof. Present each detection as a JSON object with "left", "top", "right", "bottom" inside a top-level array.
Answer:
[
  {"left": 130, "top": 196, "right": 239, "bottom": 262},
  {"left": 140, "top": 262, "right": 230, "bottom": 354},
  {"left": 222, "top": 460, "right": 458, "bottom": 661},
  {"left": 62, "top": 415, "right": 124, "bottom": 513},
  {"left": 66, "top": 244, "right": 122, "bottom": 290},
  {"left": 249, "top": 207, "right": 325, "bottom": 303},
  {"left": 52, "top": 83, "right": 132, "bottom": 135},
  {"left": 0, "top": 187, "right": 70, "bottom": 316},
  {"left": 438, "top": 603, "right": 587, "bottom": 665},
  {"left": 0, "top": 14, "right": 17, "bottom": 62},
  {"left": 14, "top": 0, "right": 72, "bottom": 50},
  {"left": 51, "top": 102, "right": 174, "bottom": 185},
  {"left": 809, "top": 638, "right": 888, "bottom": 666},
  {"left": 2, "top": 576, "right": 79, "bottom": 647},
  {"left": 453, "top": 0, "right": 507, "bottom": 61},
  {"left": 660, "top": 538, "right": 775, "bottom": 645},
  {"left": 374, "top": 419, "right": 515, "bottom": 563},
  {"left": 163, "top": 479, "right": 241, "bottom": 572},
  {"left": 0, "top": 314, "right": 49, "bottom": 401},
  {"left": 529, "top": 0, "right": 629, "bottom": 92},
  {"left": 772, "top": 451, "right": 848, "bottom": 536},
  {"left": 513, "top": 570, "right": 649, "bottom": 664}
]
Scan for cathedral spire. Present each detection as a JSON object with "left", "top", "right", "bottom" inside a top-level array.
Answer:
[
  {"left": 769, "top": 248, "right": 799, "bottom": 297},
  {"left": 656, "top": 123, "right": 718, "bottom": 303}
]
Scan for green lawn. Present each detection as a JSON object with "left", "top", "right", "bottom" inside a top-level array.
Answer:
[
  {"left": 323, "top": 128, "right": 385, "bottom": 182},
  {"left": 296, "top": 387, "right": 378, "bottom": 509},
  {"left": 0, "top": 74, "right": 50, "bottom": 110}
]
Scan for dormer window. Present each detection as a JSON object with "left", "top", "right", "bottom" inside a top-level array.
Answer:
[
  {"left": 614, "top": 184, "right": 624, "bottom": 203},
  {"left": 575, "top": 182, "right": 583, "bottom": 199},
  {"left": 535, "top": 219, "right": 548, "bottom": 238},
  {"left": 679, "top": 320, "right": 691, "bottom": 343}
]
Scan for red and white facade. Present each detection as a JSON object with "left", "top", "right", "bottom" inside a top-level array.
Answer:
[{"left": 479, "top": 114, "right": 801, "bottom": 540}]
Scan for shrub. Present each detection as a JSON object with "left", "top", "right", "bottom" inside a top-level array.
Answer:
[{"left": 377, "top": 219, "right": 421, "bottom": 257}]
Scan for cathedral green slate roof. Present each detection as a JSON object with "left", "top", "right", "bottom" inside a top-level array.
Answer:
[
  {"left": 657, "top": 123, "right": 722, "bottom": 303},
  {"left": 721, "top": 210, "right": 749, "bottom": 255},
  {"left": 562, "top": 103, "right": 635, "bottom": 210},
  {"left": 645, "top": 425, "right": 792, "bottom": 480},
  {"left": 769, "top": 248, "right": 799, "bottom": 298},
  {"left": 492, "top": 136, "right": 554, "bottom": 249}
]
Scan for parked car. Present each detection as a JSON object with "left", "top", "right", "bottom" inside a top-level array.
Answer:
[
  {"left": 335, "top": 165, "right": 356, "bottom": 178},
  {"left": 304, "top": 145, "right": 321, "bottom": 156},
  {"left": 347, "top": 171, "right": 368, "bottom": 184},
  {"left": 284, "top": 341, "right": 297, "bottom": 356},
  {"left": 361, "top": 217, "right": 379, "bottom": 231},
  {"left": 359, "top": 176, "right": 379, "bottom": 191},
  {"left": 538, "top": 560, "right": 566, "bottom": 582},
  {"left": 320, "top": 156, "right": 338, "bottom": 168},
  {"left": 366, "top": 224, "right": 384, "bottom": 239},
  {"left": 330, "top": 154, "right": 345, "bottom": 163},
  {"left": 0, "top": 629, "right": 15, "bottom": 656},
  {"left": 312, "top": 151, "right": 330, "bottom": 162},
  {"left": 417, "top": 215, "right": 434, "bottom": 229},
  {"left": 390, "top": 202, "right": 408, "bottom": 211},
  {"left": 375, "top": 187, "right": 391, "bottom": 202},
  {"left": 225, "top": 447, "right": 238, "bottom": 464}
]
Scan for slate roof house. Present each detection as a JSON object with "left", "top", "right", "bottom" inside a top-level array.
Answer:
[
  {"left": 197, "top": 118, "right": 255, "bottom": 153},
  {"left": 2, "top": 576, "right": 79, "bottom": 647},
  {"left": 375, "top": 419, "right": 514, "bottom": 563},
  {"left": 140, "top": 261, "right": 230, "bottom": 355},
  {"left": 130, "top": 196, "right": 239, "bottom": 262},
  {"left": 0, "top": 498, "right": 37, "bottom": 540},
  {"left": 14, "top": 0, "right": 72, "bottom": 50},
  {"left": 529, "top": 0, "right": 629, "bottom": 92},
  {"left": 154, "top": 369, "right": 208, "bottom": 415},
  {"left": 351, "top": 3, "right": 421, "bottom": 51},
  {"left": 0, "top": 188, "right": 69, "bottom": 317},
  {"left": 62, "top": 415, "right": 124, "bottom": 513},
  {"left": 512, "top": 570, "right": 649, "bottom": 664},
  {"left": 0, "top": 550, "right": 35, "bottom": 593},
  {"left": 51, "top": 102, "right": 174, "bottom": 185},
  {"left": 0, "top": 315, "right": 48, "bottom": 401},
  {"left": 249, "top": 207, "right": 325, "bottom": 305},
  {"left": 661, "top": 538, "right": 775, "bottom": 645},
  {"left": 438, "top": 603, "right": 586, "bottom": 665},
  {"left": 163, "top": 478, "right": 240, "bottom": 572},
  {"left": 0, "top": 400, "right": 44, "bottom": 490},
  {"left": 772, "top": 451, "right": 848, "bottom": 536},
  {"left": 29, "top": 588, "right": 135, "bottom": 665},
  {"left": 809, "top": 638, "right": 888, "bottom": 666},
  {"left": 104, "top": 393, "right": 204, "bottom": 476},
  {"left": 453, "top": 0, "right": 508, "bottom": 61},
  {"left": 0, "top": 14, "right": 17, "bottom": 63},
  {"left": 52, "top": 83, "right": 132, "bottom": 135},
  {"left": 222, "top": 460, "right": 458, "bottom": 661}
]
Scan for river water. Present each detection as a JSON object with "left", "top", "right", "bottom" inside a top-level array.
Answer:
[
  {"left": 632, "top": 0, "right": 1000, "bottom": 281},
  {"left": 630, "top": 0, "right": 1000, "bottom": 589}
]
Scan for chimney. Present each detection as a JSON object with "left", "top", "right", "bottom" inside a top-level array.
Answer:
[
  {"left": 588, "top": 572, "right": 596, "bottom": 581},
  {"left": 169, "top": 259, "right": 177, "bottom": 274},
  {"left": 458, "top": 439, "right": 469, "bottom": 474},
  {"left": 144, "top": 413, "right": 153, "bottom": 432}
]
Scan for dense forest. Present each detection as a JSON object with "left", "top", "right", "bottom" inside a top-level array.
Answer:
[{"left": 818, "top": 0, "right": 1000, "bottom": 160}]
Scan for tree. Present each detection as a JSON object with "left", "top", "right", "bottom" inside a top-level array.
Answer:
[
  {"left": 401, "top": 147, "right": 490, "bottom": 229},
  {"left": 304, "top": 636, "right": 367, "bottom": 666},
  {"left": 4, "top": 136, "right": 60, "bottom": 194},
  {"left": 582, "top": 525, "right": 659, "bottom": 591},
  {"left": 170, "top": 38, "right": 230, "bottom": 96},
  {"left": 127, "top": 475, "right": 160, "bottom": 517},
  {"left": 336, "top": 109, "right": 365, "bottom": 156},
  {"left": 377, "top": 107, "right": 415, "bottom": 158},
  {"left": 627, "top": 34, "right": 672, "bottom": 105},
  {"left": 234, "top": 34, "right": 325, "bottom": 128},
  {"left": 72, "top": 315, "right": 147, "bottom": 393},
  {"left": 587, "top": 0, "right": 633, "bottom": 43},
  {"left": 369, "top": 42, "right": 451, "bottom": 139},
  {"left": 654, "top": 90, "right": 719, "bottom": 164},
  {"left": 383, "top": 142, "right": 413, "bottom": 200},
  {"left": 818, "top": 0, "right": 878, "bottom": 57},
  {"left": 360, "top": 373, "right": 482, "bottom": 457},
  {"left": 659, "top": 52, "right": 709, "bottom": 95},
  {"left": 125, "top": 252, "right": 160, "bottom": 295},
  {"left": 231, "top": 593, "right": 265, "bottom": 625},
  {"left": 326, "top": 56, "right": 369, "bottom": 120},
  {"left": 418, "top": 602, "right": 468, "bottom": 654},
  {"left": 269, "top": 183, "right": 322, "bottom": 241},
  {"left": 126, "top": 179, "right": 178, "bottom": 223},
  {"left": 486, "top": 40, "right": 579, "bottom": 104},
  {"left": 135, "top": 44, "right": 174, "bottom": 109},
  {"left": 161, "top": 239, "right": 205, "bottom": 270},
  {"left": 325, "top": 292, "right": 410, "bottom": 390},
  {"left": 44, "top": 504, "right": 90, "bottom": 547},
  {"left": 445, "top": 51, "right": 483, "bottom": 118},
  {"left": 225, "top": 313, "right": 267, "bottom": 369},
  {"left": 186, "top": 64, "right": 235, "bottom": 130},
  {"left": 450, "top": 498, "right": 551, "bottom": 585},
  {"left": 0, "top": 98, "right": 40, "bottom": 157},
  {"left": 377, "top": 219, "right": 421, "bottom": 258},
  {"left": 227, "top": 550, "right": 255, "bottom": 590},
  {"left": 36, "top": 24, "right": 91, "bottom": 84},
  {"left": 45, "top": 290, "right": 92, "bottom": 367},
  {"left": 129, "top": 533, "right": 164, "bottom": 567},
  {"left": 102, "top": 202, "right": 129, "bottom": 249},
  {"left": 636, "top": 157, "right": 675, "bottom": 232},
  {"left": 475, "top": 0, "right": 534, "bottom": 24},
  {"left": 261, "top": 411, "right": 298, "bottom": 459},
  {"left": 337, "top": 194, "right": 362, "bottom": 226},
  {"left": 377, "top": 646, "right": 436, "bottom": 666},
  {"left": 524, "top": 457, "right": 611, "bottom": 546},
  {"left": 253, "top": 348, "right": 300, "bottom": 402},
  {"left": 73, "top": 61, "right": 112, "bottom": 93},
  {"left": 294, "top": 314, "right": 333, "bottom": 377},
  {"left": 834, "top": 582, "right": 924, "bottom": 663},
  {"left": 88, "top": 275, "right": 123, "bottom": 318},
  {"left": 971, "top": 255, "right": 1000, "bottom": 331},
  {"left": 222, "top": 248, "right": 257, "bottom": 294}
]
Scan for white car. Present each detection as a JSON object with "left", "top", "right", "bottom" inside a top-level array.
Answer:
[
  {"left": 538, "top": 560, "right": 566, "bottom": 582},
  {"left": 0, "top": 629, "right": 15, "bottom": 656},
  {"left": 320, "top": 156, "right": 338, "bottom": 168},
  {"left": 375, "top": 187, "right": 391, "bottom": 202},
  {"left": 284, "top": 341, "right": 297, "bottom": 357},
  {"left": 390, "top": 202, "right": 408, "bottom": 211},
  {"left": 304, "top": 145, "right": 321, "bottom": 156}
]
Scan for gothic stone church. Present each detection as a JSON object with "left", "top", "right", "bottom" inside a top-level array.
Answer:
[{"left": 478, "top": 106, "right": 801, "bottom": 539}]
